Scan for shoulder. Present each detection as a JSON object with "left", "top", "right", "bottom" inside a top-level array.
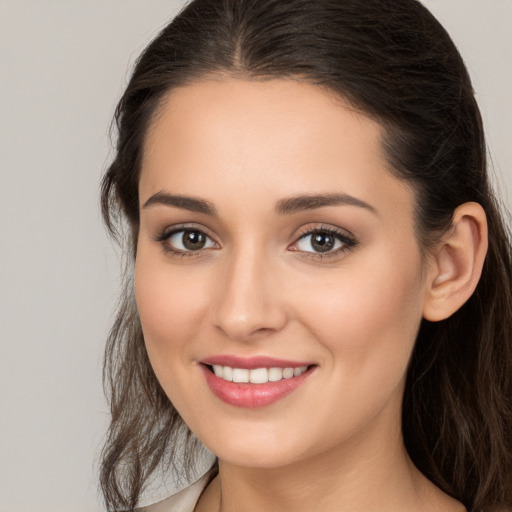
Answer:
[{"left": 137, "top": 470, "right": 214, "bottom": 512}]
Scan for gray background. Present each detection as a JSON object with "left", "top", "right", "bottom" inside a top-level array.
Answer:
[{"left": 0, "top": 1, "right": 510, "bottom": 511}]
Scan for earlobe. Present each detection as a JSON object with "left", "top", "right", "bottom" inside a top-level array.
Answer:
[{"left": 422, "top": 202, "right": 488, "bottom": 322}]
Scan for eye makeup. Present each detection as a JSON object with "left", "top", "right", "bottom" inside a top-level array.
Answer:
[
  {"left": 153, "top": 223, "right": 220, "bottom": 259},
  {"left": 289, "top": 224, "right": 358, "bottom": 261},
  {"left": 153, "top": 221, "right": 358, "bottom": 262}
]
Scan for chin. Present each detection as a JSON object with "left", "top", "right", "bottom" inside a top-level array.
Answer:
[
  {"left": 195, "top": 421, "right": 320, "bottom": 469},
  {"left": 215, "top": 445, "right": 305, "bottom": 469}
]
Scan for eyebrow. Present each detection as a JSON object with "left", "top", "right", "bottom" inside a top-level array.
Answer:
[
  {"left": 142, "top": 192, "right": 217, "bottom": 216},
  {"left": 275, "top": 193, "right": 377, "bottom": 215},
  {"left": 142, "top": 191, "right": 377, "bottom": 217}
]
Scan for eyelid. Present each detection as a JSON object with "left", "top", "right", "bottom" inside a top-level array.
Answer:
[
  {"left": 288, "top": 224, "right": 358, "bottom": 259},
  {"left": 152, "top": 222, "right": 357, "bottom": 260},
  {"left": 154, "top": 222, "right": 213, "bottom": 241},
  {"left": 293, "top": 223, "right": 356, "bottom": 241},
  {"left": 154, "top": 223, "right": 220, "bottom": 257}
]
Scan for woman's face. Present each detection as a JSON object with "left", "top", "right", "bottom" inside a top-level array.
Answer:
[{"left": 136, "top": 79, "right": 431, "bottom": 468}]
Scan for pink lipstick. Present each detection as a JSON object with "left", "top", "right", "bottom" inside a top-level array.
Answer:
[{"left": 199, "top": 356, "right": 315, "bottom": 408}]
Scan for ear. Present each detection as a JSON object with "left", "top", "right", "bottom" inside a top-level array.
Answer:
[{"left": 422, "top": 202, "right": 488, "bottom": 322}]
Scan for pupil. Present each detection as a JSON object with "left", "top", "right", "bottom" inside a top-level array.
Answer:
[
  {"left": 183, "top": 230, "right": 206, "bottom": 250},
  {"left": 312, "top": 232, "right": 335, "bottom": 253}
]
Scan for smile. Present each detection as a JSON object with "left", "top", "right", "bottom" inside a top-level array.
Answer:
[
  {"left": 211, "top": 365, "right": 309, "bottom": 383},
  {"left": 199, "top": 356, "right": 316, "bottom": 408}
]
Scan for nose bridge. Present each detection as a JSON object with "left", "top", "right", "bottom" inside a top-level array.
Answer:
[{"left": 212, "top": 241, "right": 286, "bottom": 341}]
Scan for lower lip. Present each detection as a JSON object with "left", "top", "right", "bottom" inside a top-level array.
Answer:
[{"left": 200, "top": 364, "right": 314, "bottom": 408}]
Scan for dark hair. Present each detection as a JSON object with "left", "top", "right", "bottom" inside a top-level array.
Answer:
[{"left": 100, "top": 1, "right": 512, "bottom": 510}]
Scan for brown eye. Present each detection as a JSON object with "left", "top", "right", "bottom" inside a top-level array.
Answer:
[
  {"left": 310, "top": 232, "right": 336, "bottom": 253},
  {"left": 295, "top": 230, "right": 344, "bottom": 254},
  {"left": 182, "top": 230, "right": 206, "bottom": 250},
  {"left": 167, "top": 229, "right": 216, "bottom": 252}
]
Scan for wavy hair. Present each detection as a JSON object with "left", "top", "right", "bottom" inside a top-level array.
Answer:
[{"left": 100, "top": 1, "right": 512, "bottom": 510}]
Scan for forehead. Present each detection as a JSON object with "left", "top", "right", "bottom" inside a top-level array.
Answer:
[{"left": 140, "top": 78, "right": 413, "bottom": 220}]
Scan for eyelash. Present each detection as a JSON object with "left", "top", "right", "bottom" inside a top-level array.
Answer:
[
  {"left": 154, "top": 224, "right": 357, "bottom": 260},
  {"left": 154, "top": 224, "right": 218, "bottom": 259},
  {"left": 290, "top": 225, "right": 357, "bottom": 260}
]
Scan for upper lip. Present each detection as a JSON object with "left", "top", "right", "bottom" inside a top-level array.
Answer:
[{"left": 200, "top": 355, "right": 314, "bottom": 369}]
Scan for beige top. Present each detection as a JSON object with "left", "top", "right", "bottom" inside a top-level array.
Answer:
[{"left": 138, "top": 470, "right": 214, "bottom": 512}]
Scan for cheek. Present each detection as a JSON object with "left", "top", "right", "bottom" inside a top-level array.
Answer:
[
  {"left": 134, "top": 252, "right": 209, "bottom": 365},
  {"left": 285, "top": 259, "right": 425, "bottom": 447},
  {"left": 294, "top": 252, "right": 424, "bottom": 380}
]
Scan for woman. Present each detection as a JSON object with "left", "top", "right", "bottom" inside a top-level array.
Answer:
[{"left": 100, "top": 0, "right": 512, "bottom": 511}]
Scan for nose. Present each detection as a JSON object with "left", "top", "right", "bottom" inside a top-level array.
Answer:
[{"left": 211, "top": 246, "right": 288, "bottom": 342}]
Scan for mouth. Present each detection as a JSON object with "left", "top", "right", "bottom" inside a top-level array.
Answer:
[
  {"left": 199, "top": 357, "right": 316, "bottom": 408},
  {"left": 204, "top": 363, "right": 309, "bottom": 383}
]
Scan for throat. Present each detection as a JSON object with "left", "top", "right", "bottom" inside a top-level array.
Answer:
[{"left": 198, "top": 445, "right": 452, "bottom": 512}]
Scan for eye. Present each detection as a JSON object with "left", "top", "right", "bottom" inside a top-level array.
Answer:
[
  {"left": 162, "top": 228, "right": 217, "bottom": 252},
  {"left": 290, "top": 227, "right": 357, "bottom": 256}
]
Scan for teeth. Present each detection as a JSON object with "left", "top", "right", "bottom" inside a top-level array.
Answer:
[
  {"left": 232, "top": 368, "right": 249, "bottom": 383},
  {"left": 249, "top": 368, "right": 268, "bottom": 384},
  {"left": 282, "top": 367, "right": 294, "bottom": 379},
  {"left": 223, "top": 366, "right": 233, "bottom": 382},
  {"left": 268, "top": 367, "right": 283, "bottom": 381},
  {"left": 211, "top": 365, "right": 308, "bottom": 383}
]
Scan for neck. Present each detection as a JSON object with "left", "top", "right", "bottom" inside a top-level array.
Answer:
[
  {"left": 196, "top": 396, "right": 464, "bottom": 512},
  {"left": 220, "top": 435, "right": 413, "bottom": 510}
]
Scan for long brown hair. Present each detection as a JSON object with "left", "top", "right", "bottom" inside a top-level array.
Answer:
[{"left": 100, "top": 1, "right": 512, "bottom": 510}]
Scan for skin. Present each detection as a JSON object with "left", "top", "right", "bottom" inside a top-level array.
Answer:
[{"left": 135, "top": 79, "right": 470, "bottom": 511}]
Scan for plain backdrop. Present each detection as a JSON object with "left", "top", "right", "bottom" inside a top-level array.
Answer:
[{"left": 0, "top": 1, "right": 510, "bottom": 511}]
